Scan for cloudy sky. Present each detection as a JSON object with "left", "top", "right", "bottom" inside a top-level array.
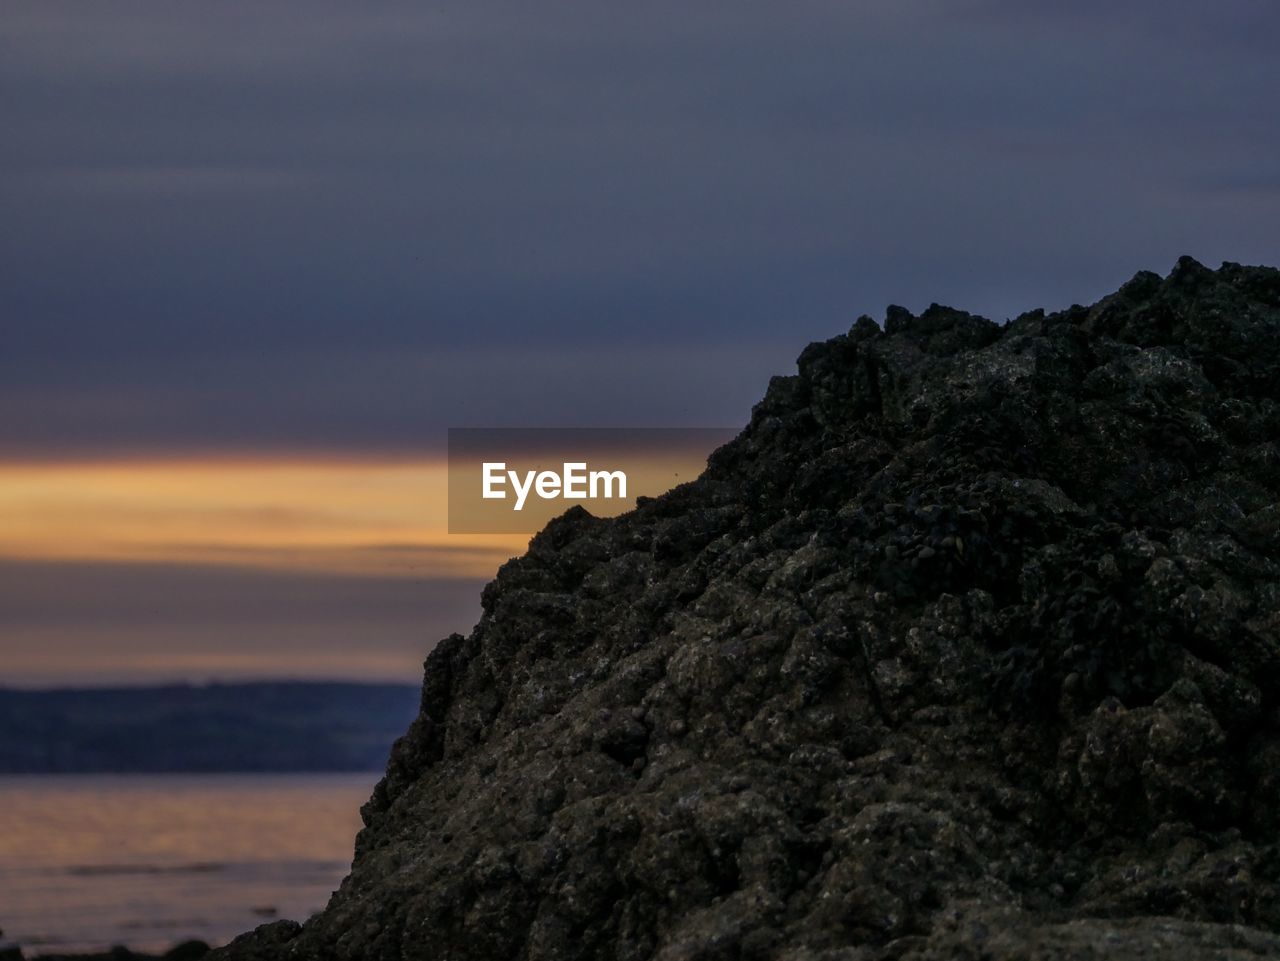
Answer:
[{"left": 2, "top": 0, "right": 1276, "bottom": 684}]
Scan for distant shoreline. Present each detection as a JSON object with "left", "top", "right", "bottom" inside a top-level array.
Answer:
[
  {"left": 5, "top": 941, "right": 211, "bottom": 961},
  {"left": 0, "top": 681, "right": 419, "bottom": 774}
]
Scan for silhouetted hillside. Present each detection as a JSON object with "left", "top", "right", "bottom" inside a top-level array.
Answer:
[{"left": 0, "top": 682, "right": 420, "bottom": 773}]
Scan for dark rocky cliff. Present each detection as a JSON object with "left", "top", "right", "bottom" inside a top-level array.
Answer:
[{"left": 218, "top": 258, "right": 1280, "bottom": 960}]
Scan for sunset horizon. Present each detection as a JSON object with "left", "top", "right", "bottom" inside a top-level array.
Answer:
[{"left": 3, "top": 1, "right": 1277, "bottom": 957}]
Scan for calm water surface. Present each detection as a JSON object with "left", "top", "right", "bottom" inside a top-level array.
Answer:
[{"left": 0, "top": 773, "right": 375, "bottom": 956}]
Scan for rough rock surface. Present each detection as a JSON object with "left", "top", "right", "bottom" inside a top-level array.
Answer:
[{"left": 216, "top": 258, "right": 1280, "bottom": 960}]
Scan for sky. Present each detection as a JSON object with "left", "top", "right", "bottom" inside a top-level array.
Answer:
[{"left": 2, "top": 0, "right": 1277, "bottom": 685}]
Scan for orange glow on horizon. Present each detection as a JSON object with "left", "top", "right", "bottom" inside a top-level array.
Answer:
[{"left": 0, "top": 457, "right": 527, "bottom": 579}]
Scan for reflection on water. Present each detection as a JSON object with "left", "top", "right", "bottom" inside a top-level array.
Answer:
[{"left": 0, "top": 773, "right": 375, "bottom": 956}]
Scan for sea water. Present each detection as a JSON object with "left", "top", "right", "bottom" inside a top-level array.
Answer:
[{"left": 0, "top": 773, "right": 375, "bottom": 956}]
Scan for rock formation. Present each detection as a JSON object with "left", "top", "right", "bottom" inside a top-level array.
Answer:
[{"left": 217, "top": 258, "right": 1280, "bottom": 960}]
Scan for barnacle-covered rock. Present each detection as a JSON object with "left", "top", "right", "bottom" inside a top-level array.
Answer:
[{"left": 215, "top": 259, "right": 1280, "bottom": 961}]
